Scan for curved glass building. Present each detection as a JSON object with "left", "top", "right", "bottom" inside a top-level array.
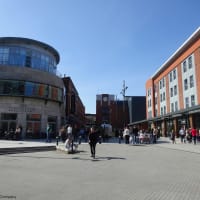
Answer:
[{"left": 0, "top": 37, "right": 65, "bottom": 139}]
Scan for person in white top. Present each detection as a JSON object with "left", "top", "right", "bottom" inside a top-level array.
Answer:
[
  {"left": 179, "top": 127, "right": 185, "bottom": 143},
  {"left": 65, "top": 125, "right": 73, "bottom": 149},
  {"left": 123, "top": 126, "right": 130, "bottom": 144}
]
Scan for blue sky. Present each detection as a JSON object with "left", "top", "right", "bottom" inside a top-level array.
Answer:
[{"left": 0, "top": 0, "right": 200, "bottom": 113}]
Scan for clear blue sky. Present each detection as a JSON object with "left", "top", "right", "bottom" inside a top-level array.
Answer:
[{"left": 0, "top": 0, "right": 200, "bottom": 114}]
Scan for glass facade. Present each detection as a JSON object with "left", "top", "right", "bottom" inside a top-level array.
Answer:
[
  {"left": 0, "top": 38, "right": 64, "bottom": 139},
  {"left": 0, "top": 80, "right": 63, "bottom": 102},
  {"left": 0, "top": 45, "right": 57, "bottom": 74}
]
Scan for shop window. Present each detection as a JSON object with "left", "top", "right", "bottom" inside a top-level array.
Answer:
[
  {"left": 26, "top": 114, "right": 41, "bottom": 138},
  {"left": 1, "top": 113, "right": 17, "bottom": 120},
  {"left": 48, "top": 116, "right": 57, "bottom": 137},
  {"left": 27, "top": 114, "right": 41, "bottom": 121}
]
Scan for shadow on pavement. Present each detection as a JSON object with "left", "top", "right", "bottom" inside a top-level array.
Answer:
[
  {"left": 71, "top": 156, "right": 126, "bottom": 162},
  {"left": 156, "top": 139, "right": 171, "bottom": 144},
  {"left": 97, "top": 156, "right": 126, "bottom": 160}
]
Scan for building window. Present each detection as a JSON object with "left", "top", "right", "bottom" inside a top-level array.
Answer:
[
  {"left": 26, "top": 114, "right": 41, "bottom": 138},
  {"left": 184, "top": 79, "right": 188, "bottom": 90},
  {"left": 164, "top": 106, "right": 166, "bottom": 114},
  {"left": 183, "top": 60, "right": 187, "bottom": 72},
  {"left": 0, "top": 47, "right": 9, "bottom": 64},
  {"left": 169, "top": 72, "right": 172, "bottom": 82},
  {"left": 185, "top": 97, "right": 189, "bottom": 108},
  {"left": 190, "top": 75, "right": 194, "bottom": 88},
  {"left": 174, "top": 85, "right": 177, "bottom": 96},
  {"left": 191, "top": 95, "right": 195, "bottom": 106},
  {"left": 161, "top": 107, "right": 163, "bottom": 115},
  {"left": 173, "top": 69, "right": 176, "bottom": 80},
  {"left": 188, "top": 56, "right": 192, "bottom": 69},
  {"left": 0, "top": 45, "right": 57, "bottom": 74},
  {"left": 1, "top": 113, "right": 17, "bottom": 120},
  {"left": 160, "top": 94, "right": 162, "bottom": 102},
  {"left": 171, "top": 103, "right": 174, "bottom": 112},
  {"left": 148, "top": 88, "right": 151, "bottom": 96},
  {"left": 175, "top": 101, "right": 178, "bottom": 111},
  {"left": 170, "top": 87, "right": 173, "bottom": 97},
  {"left": 160, "top": 81, "right": 162, "bottom": 89},
  {"left": 162, "top": 78, "right": 165, "bottom": 88},
  {"left": 163, "top": 92, "right": 165, "bottom": 101},
  {"left": 48, "top": 116, "right": 57, "bottom": 136}
]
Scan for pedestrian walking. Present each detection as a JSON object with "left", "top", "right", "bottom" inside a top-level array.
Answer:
[
  {"left": 46, "top": 123, "right": 51, "bottom": 142},
  {"left": 170, "top": 129, "right": 176, "bottom": 144},
  {"left": 15, "top": 125, "right": 22, "bottom": 140},
  {"left": 65, "top": 124, "right": 73, "bottom": 149},
  {"left": 191, "top": 127, "right": 197, "bottom": 145},
  {"left": 153, "top": 128, "right": 157, "bottom": 143},
  {"left": 88, "top": 126, "right": 99, "bottom": 158},
  {"left": 132, "top": 125, "right": 139, "bottom": 144},
  {"left": 179, "top": 127, "right": 185, "bottom": 143},
  {"left": 123, "top": 126, "right": 130, "bottom": 144}
]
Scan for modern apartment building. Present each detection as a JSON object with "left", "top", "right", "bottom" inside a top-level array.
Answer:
[
  {"left": 146, "top": 27, "right": 200, "bottom": 136},
  {"left": 0, "top": 37, "right": 65, "bottom": 139}
]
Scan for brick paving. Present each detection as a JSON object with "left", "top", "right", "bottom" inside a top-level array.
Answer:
[{"left": 0, "top": 138, "right": 200, "bottom": 200}]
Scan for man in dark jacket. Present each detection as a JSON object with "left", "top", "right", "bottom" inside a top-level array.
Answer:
[{"left": 88, "top": 126, "right": 99, "bottom": 158}]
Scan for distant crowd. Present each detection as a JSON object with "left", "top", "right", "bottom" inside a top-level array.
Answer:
[{"left": 169, "top": 126, "right": 199, "bottom": 145}]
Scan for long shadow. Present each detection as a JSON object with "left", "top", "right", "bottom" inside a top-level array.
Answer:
[
  {"left": 4, "top": 151, "right": 126, "bottom": 162},
  {"left": 71, "top": 156, "right": 126, "bottom": 162},
  {"left": 97, "top": 156, "right": 126, "bottom": 160},
  {"left": 130, "top": 144, "right": 150, "bottom": 147},
  {"left": 156, "top": 139, "right": 172, "bottom": 144},
  {"left": 4, "top": 150, "right": 88, "bottom": 160}
]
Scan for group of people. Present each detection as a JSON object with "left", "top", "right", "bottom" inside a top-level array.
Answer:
[
  {"left": 59, "top": 124, "right": 99, "bottom": 158},
  {"left": 170, "top": 127, "right": 199, "bottom": 145},
  {"left": 121, "top": 126, "right": 159, "bottom": 144},
  {"left": 2, "top": 125, "right": 22, "bottom": 140}
]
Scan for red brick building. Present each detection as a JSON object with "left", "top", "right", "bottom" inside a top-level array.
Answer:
[
  {"left": 62, "top": 77, "right": 85, "bottom": 128},
  {"left": 96, "top": 94, "right": 129, "bottom": 131}
]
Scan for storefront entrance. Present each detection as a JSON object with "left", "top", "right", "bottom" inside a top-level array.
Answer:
[{"left": 0, "top": 113, "right": 17, "bottom": 139}]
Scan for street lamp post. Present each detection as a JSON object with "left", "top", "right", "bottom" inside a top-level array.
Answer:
[{"left": 120, "top": 80, "right": 128, "bottom": 127}]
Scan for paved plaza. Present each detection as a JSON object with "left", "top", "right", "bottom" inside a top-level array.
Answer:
[{"left": 0, "top": 138, "right": 200, "bottom": 200}]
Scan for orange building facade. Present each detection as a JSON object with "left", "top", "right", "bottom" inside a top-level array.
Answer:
[{"left": 146, "top": 27, "right": 200, "bottom": 136}]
